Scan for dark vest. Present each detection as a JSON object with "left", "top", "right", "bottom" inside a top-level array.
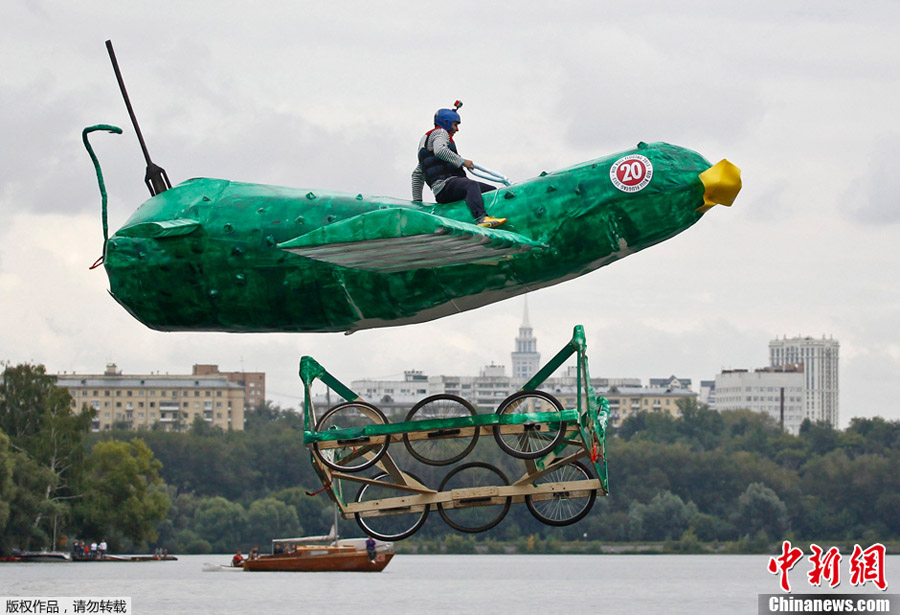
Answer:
[{"left": 418, "top": 129, "right": 466, "bottom": 188}]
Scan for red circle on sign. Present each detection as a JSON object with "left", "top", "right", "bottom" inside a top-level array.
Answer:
[{"left": 616, "top": 160, "right": 647, "bottom": 186}]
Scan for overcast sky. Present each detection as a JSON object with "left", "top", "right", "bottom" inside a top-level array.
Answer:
[{"left": 2, "top": 1, "right": 898, "bottom": 427}]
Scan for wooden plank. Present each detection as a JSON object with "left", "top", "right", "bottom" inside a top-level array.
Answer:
[
  {"left": 343, "top": 479, "right": 604, "bottom": 516},
  {"left": 330, "top": 471, "right": 436, "bottom": 494}
]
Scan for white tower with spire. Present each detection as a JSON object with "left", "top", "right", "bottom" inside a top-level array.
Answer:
[{"left": 511, "top": 297, "right": 540, "bottom": 381}]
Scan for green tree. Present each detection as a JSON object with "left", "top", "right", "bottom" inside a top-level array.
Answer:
[
  {"left": 675, "top": 399, "right": 724, "bottom": 450},
  {"left": 844, "top": 417, "right": 900, "bottom": 457},
  {"left": 270, "top": 486, "right": 330, "bottom": 535},
  {"left": 629, "top": 490, "right": 698, "bottom": 541},
  {"left": 799, "top": 419, "right": 839, "bottom": 456},
  {"left": 0, "top": 431, "right": 13, "bottom": 533},
  {"left": 0, "top": 363, "right": 94, "bottom": 546},
  {"left": 245, "top": 497, "right": 301, "bottom": 546},
  {"left": 690, "top": 512, "right": 736, "bottom": 542},
  {"left": 189, "top": 415, "right": 220, "bottom": 437},
  {"left": 131, "top": 430, "right": 261, "bottom": 500},
  {"left": 0, "top": 442, "right": 61, "bottom": 553},
  {"left": 721, "top": 409, "right": 786, "bottom": 458},
  {"left": 175, "top": 529, "right": 212, "bottom": 554},
  {"left": 244, "top": 400, "right": 303, "bottom": 431},
  {"left": 731, "top": 482, "right": 788, "bottom": 538},
  {"left": 618, "top": 411, "right": 678, "bottom": 444},
  {"left": 72, "top": 439, "right": 169, "bottom": 548},
  {"left": 193, "top": 496, "right": 247, "bottom": 552}
]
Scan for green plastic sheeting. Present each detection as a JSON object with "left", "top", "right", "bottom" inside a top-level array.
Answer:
[{"left": 86, "top": 135, "right": 739, "bottom": 333}]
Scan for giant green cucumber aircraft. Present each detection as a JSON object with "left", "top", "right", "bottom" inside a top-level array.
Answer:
[
  {"left": 85, "top": 44, "right": 740, "bottom": 335},
  {"left": 87, "top": 135, "right": 739, "bottom": 334}
]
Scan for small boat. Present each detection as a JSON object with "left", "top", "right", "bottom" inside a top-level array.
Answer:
[
  {"left": 124, "top": 554, "right": 178, "bottom": 561},
  {"left": 202, "top": 562, "right": 245, "bottom": 572},
  {"left": 12, "top": 550, "right": 71, "bottom": 562},
  {"left": 71, "top": 554, "right": 178, "bottom": 562},
  {"left": 237, "top": 515, "right": 394, "bottom": 573},
  {"left": 242, "top": 542, "right": 393, "bottom": 573}
]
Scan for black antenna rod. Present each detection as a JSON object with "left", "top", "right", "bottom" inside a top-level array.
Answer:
[{"left": 105, "top": 39, "right": 171, "bottom": 196}]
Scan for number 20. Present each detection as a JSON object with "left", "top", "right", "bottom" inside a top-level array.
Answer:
[{"left": 619, "top": 162, "right": 645, "bottom": 182}]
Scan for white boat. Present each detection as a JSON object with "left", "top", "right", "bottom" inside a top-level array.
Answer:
[
  {"left": 13, "top": 550, "right": 72, "bottom": 562},
  {"left": 202, "top": 562, "right": 244, "bottom": 572}
]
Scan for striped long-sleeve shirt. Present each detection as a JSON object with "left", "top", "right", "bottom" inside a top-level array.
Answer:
[{"left": 411, "top": 128, "right": 466, "bottom": 202}]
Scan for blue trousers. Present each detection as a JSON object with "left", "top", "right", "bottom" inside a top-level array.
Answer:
[{"left": 436, "top": 177, "right": 496, "bottom": 220}]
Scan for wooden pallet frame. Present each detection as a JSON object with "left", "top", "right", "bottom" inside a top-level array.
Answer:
[{"left": 298, "top": 325, "right": 609, "bottom": 532}]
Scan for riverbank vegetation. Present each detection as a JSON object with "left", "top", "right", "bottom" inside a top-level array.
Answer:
[{"left": 3, "top": 363, "right": 899, "bottom": 555}]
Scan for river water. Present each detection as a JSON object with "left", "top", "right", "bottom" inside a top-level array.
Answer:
[{"left": 1, "top": 554, "right": 896, "bottom": 614}]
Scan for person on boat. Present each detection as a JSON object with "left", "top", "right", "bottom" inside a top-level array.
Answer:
[
  {"left": 249, "top": 546, "right": 259, "bottom": 560},
  {"left": 99, "top": 539, "right": 108, "bottom": 558},
  {"left": 365, "top": 537, "right": 377, "bottom": 563},
  {"left": 412, "top": 102, "right": 507, "bottom": 229},
  {"left": 231, "top": 549, "right": 244, "bottom": 567},
  {"left": 90, "top": 541, "right": 98, "bottom": 559}
]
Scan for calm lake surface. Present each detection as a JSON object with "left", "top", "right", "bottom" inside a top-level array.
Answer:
[{"left": 1, "top": 554, "right": 896, "bottom": 614}]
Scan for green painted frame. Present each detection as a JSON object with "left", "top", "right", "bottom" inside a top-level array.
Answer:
[{"left": 297, "top": 325, "right": 609, "bottom": 534}]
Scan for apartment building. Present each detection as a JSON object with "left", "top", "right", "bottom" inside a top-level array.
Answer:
[
  {"left": 543, "top": 380, "right": 698, "bottom": 429},
  {"left": 769, "top": 335, "right": 839, "bottom": 426},
  {"left": 714, "top": 364, "right": 806, "bottom": 434},
  {"left": 55, "top": 363, "right": 247, "bottom": 432},
  {"left": 192, "top": 364, "right": 266, "bottom": 408}
]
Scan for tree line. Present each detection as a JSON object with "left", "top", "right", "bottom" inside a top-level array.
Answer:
[
  {"left": 3, "top": 362, "right": 899, "bottom": 555},
  {"left": 0, "top": 364, "right": 167, "bottom": 555}
]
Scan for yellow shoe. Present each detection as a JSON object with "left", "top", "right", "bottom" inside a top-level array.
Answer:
[{"left": 477, "top": 216, "right": 507, "bottom": 228}]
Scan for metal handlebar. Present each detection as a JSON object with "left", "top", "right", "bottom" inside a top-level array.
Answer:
[{"left": 470, "top": 164, "right": 511, "bottom": 186}]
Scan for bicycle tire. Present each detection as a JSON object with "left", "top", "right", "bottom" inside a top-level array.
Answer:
[
  {"left": 437, "top": 462, "right": 511, "bottom": 533},
  {"left": 402, "top": 394, "right": 479, "bottom": 466},
  {"left": 354, "top": 472, "right": 430, "bottom": 541},
  {"left": 492, "top": 390, "right": 567, "bottom": 459},
  {"left": 312, "top": 401, "right": 389, "bottom": 473},
  {"left": 525, "top": 460, "right": 597, "bottom": 526}
]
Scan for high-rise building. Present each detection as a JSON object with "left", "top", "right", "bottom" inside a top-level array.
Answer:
[
  {"left": 511, "top": 298, "right": 540, "bottom": 382},
  {"left": 769, "top": 335, "right": 839, "bottom": 426}
]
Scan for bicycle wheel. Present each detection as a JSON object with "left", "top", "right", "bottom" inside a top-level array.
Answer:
[
  {"left": 402, "top": 394, "right": 479, "bottom": 466},
  {"left": 437, "top": 462, "right": 511, "bottom": 533},
  {"left": 354, "top": 472, "right": 430, "bottom": 541},
  {"left": 492, "top": 390, "right": 567, "bottom": 459},
  {"left": 312, "top": 401, "right": 389, "bottom": 473},
  {"left": 525, "top": 460, "right": 597, "bottom": 526}
]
